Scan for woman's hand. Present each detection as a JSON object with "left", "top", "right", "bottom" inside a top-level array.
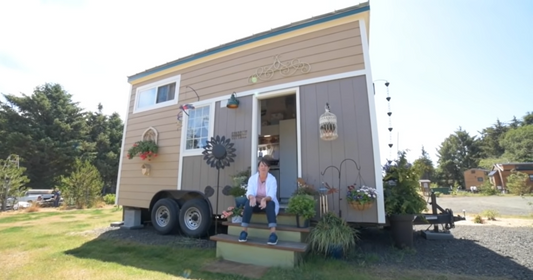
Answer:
[
  {"left": 248, "top": 195, "right": 256, "bottom": 207},
  {"left": 259, "top": 198, "right": 267, "bottom": 209}
]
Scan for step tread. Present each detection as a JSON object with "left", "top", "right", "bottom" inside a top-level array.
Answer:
[
  {"left": 221, "top": 222, "right": 311, "bottom": 233},
  {"left": 210, "top": 234, "right": 308, "bottom": 252}
]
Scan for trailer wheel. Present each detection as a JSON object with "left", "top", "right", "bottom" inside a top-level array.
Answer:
[
  {"left": 151, "top": 198, "right": 180, "bottom": 235},
  {"left": 179, "top": 198, "right": 211, "bottom": 238}
]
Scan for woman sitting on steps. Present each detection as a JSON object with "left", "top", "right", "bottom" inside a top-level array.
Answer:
[{"left": 238, "top": 158, "right": 279, "bottom": 245}]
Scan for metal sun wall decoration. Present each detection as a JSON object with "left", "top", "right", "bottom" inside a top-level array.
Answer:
[
  {"left": 248, "top": 55, "right": 311, "bottom": 84},
  {"left": 202, "top": 135, "right": 237, "bottom": 233}
]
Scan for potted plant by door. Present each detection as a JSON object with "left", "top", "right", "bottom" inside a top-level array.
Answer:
[
  {"left": 286, "top": 194, "right": 316, "bottom": 228},
  {"left": 307, "top": 211, "right": 358, "bottom": 259},
  {"left": 229, "top": 167, "right": 251, "bottom": 208},
  {"left": 383, "top": 151, "right": 427, "bottom": 249}
]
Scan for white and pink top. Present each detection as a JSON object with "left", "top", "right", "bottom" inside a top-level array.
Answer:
[{"left": 256, "top": 176, "right": 267, "bottom": 201}]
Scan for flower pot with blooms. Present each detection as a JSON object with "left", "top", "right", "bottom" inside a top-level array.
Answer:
[
  {"left": 127, "top": 140, "right": 159, "bottom": 161},
  {"left": 222, "top": 205, "right": 244, "bottom": 223},
  {"left": 346, "top": 184, "right": 377, "bottom": 211}
]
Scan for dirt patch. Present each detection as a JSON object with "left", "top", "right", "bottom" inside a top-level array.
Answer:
[
  {"left": 459, "top": 216, "right": 533, "bottom": 227},
  {"left": 0, "top": 249, "right": 37, "bottom": 271}
]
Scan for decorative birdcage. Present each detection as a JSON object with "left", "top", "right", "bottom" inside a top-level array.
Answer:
[{"left": 319, "top": 103, "right": 338, "bottom": 141}]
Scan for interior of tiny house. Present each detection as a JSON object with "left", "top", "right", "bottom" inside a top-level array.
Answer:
[{"left": 257, "top": 94, "right": 298, "bottom": 205}]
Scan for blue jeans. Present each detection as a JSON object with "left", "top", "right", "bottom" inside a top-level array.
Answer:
[{"left": 241, "top": 199, "right": 277, "bottom": 228}]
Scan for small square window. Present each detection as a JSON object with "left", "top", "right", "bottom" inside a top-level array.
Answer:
[
  {"left": 477, "top": 177, "right": 483, "bottom": 182},
  {"left": 138, "top": 82, "right": 176, "bottom": 109},
  {"left": 134, "top": 75, "right": 180, "bottom": 113}
]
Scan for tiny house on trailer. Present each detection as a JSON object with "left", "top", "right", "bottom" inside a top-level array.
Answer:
[{"left": 116, "top": 2, "right": 385, "bottom": 237}]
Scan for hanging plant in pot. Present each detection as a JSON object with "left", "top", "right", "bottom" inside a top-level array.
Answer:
[
  {"left": 286, "top": 194, "right": 316, "bottom": 228},
  {"left": 383, "top": 150, "right": 427, "bottom": 249},
  {"left": 346, "top": 184, "right": 377, "bottom": 211},
  {"left": 127, "top": 140, "right": 159, "bottom": 161}
]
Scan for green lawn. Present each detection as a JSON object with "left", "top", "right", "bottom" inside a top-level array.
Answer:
[{"left": 0, "top": 207, "right": 504, "bottom": 280}]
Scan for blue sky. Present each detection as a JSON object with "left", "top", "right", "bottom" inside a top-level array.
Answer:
[{"left": 0, "top": 0, "right": 531, "bottom": 165}]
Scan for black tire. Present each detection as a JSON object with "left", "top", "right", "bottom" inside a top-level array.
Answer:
[
  {"left": 151, "top": 198, "right": 180, "bottom": 235},
  {"left": 179, "top": 198, "right": 212, "bottom": 238}
]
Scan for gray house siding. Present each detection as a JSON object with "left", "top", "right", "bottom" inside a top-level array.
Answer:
[
  {"left": 180, "top": 96, "right": 254, "bottom": 214},
  {"left": 300, "top": 75, "right": 377, "bottom": 223}
]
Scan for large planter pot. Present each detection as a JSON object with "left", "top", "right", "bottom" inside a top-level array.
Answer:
[
  {"left": 296, "top": 215, "right": 310, "bottom": 228},
  {"left": 234, "top": 196, "right": 247, "bottom": 208},
  {"left": 328, "top": 244, "right": 343, "bottom": 259},
  {"left": 389, "top": 214, "right": 415, "bottom": 249}
]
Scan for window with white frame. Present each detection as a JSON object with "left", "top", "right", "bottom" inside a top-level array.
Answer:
[
  {"left": 135, "top": 75, "right": 180, "bottom": 112},
  {"left": 185, "top": 105, "right": 211, "bottom": 151}
]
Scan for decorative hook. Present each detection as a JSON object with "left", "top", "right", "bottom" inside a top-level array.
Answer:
[{"left": 185, "top": 85, "right": 200, "bottom": 101}]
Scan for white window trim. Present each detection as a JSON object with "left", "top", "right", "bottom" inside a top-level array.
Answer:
[
  {"left": 179, "top": 100, "right": 216, "bottom": 157},
  {"left": 133, "top": 74, "right": 181, "bottom": 114}
]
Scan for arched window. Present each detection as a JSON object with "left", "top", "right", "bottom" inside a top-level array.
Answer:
[{"left": 142, "top": 127, "right": 158, "bottom": 144}]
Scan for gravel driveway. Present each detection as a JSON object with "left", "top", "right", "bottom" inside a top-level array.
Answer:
[{"left": 433, "top": 196, "right": 533, "bottom": 217}]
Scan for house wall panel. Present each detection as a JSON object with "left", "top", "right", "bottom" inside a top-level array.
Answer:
[
  {"left": 118, "top": 20, "right": 365, "bottom": 209},
  {"left": 300, "top": 75, "right": 377, "bottom": 223}
]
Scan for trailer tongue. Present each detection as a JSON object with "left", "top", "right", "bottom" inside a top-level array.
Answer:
[{"left": 414, "top": 191, "right": 466, "bottom": 239}]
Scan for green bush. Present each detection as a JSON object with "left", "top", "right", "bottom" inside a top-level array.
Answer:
[
  {"left": 481, "top": 209, "right": 498, "bottom": 221},
  {"left": 58, "top": 159, "right": 103, "bottom": 209},
  {"left": 287, "top": 194, "right": 316, "bottom": 220},
  {"left": 103, "top": 194, "right": 116, "bottom": 205}
]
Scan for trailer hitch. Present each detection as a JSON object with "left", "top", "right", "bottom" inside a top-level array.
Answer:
[{"left": 413, "top": 191, "right": 466, "bottom": 233}]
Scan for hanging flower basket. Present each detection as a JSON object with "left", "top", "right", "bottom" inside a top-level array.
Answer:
[
  {"left": 346, "top": 185, "right": 377, "bottom": 211},
  {"left": 127, "top": 140, "right": 159, "bottom": 161},
  {"left": 349, "top": 201, "right": 374, "bottom": 211},
  {"left": 319, "top": 103, "right": 338, "bottom": 141}
]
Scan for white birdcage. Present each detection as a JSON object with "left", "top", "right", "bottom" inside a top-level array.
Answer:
[{"left": 319, "top": 103, "right": 338, "bottom": 141}]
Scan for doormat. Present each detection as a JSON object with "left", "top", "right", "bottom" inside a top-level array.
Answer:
[{"left": 201, "top": 259, "right": 269, "bottom": 279}]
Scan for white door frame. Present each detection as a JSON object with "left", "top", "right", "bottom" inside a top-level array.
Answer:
[{"left": 250, "top": 87, "right": 302, "bottom": 178}]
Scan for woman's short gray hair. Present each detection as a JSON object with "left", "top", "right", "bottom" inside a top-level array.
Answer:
[{"left": 257, "top": 158, "right": 271, "bottom": 167}]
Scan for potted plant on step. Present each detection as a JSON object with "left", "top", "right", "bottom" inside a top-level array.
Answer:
[
  {"left": 229, "top": 167, "right": 251, "bottom": 208},
  {"left": 222, "top": 205, "right": 244, "bottom": 224},
  {"left": 307, "top": 211, "right": 358, "bottom": 259},
  {"left": 286, "top": 194, "right": 316, "bottom": 228},
  {"left": 292, "top": 178, "right": 319, "bottom": 197},
  {"left": 383, "top": 151, "right": 427, "bottom": 249}
]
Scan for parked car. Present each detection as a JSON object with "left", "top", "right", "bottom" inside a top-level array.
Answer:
[
  {"left": 0, "top": 197, "right": 31, "bottom": 210},
  {"left": 18, "top": 189, "right": 62, "bottom": 207}
]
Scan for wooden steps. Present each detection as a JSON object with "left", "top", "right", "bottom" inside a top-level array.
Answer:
[
  {"left": 210, "top": 234, "right": 307, "bottom": 252},
  {"left": 210, "top": 213, "right": 310, "bottom": 268},
  {"left": 222, "top": 222, "right": 310, "bottom": 243}
]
